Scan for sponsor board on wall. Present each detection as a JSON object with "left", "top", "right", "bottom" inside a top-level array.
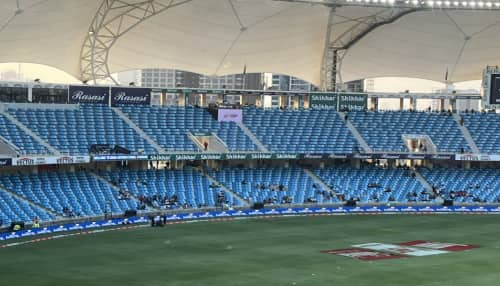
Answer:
[
  {"left": 111, "top": 87, "right": 151, "bottom": 106},
  {"left": 90, "top": 152, "right": 469, "bottom": 162},
  {"left": 310, "top": 93, "right": 338, "bottom": 110},
  {"left": 11, "top": 156, "right": 90, "bottom": 166},
  {"left": 338, "top": 93, "right": 368, "bottom": 111},
  {"left": 0, "top": 158, "right": 12, "bottom": 166},
  {"left": 69, "top": 85, "right": 109, "bottom": 104},
  {"left": 455, "top": 153, "right": 500, "bottom": 161},
  {"left": 0, "top": 206, "right": 498, "bottom": 243},
  {"left": 217, "top": 109, "right": 243, "bottom": 123}
]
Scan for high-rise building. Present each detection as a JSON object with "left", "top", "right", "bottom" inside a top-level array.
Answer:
[
  {"left": 343, "top": 79, "right": 365, "bottom": 93},
  {"left": 138, "top": 69, "right": 200, "bottom": 88},
  {"left": 268, "top": 74, "right": 317, "bottom": 91},
  {"left": 138, "top": 69, "right": 262, "bottom": 90}
]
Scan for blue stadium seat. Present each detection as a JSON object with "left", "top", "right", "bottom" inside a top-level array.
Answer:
[
  {"left": 313, "top": 166, "right": 426, "bottom": 203},
  {"left": 8, "top": 105, "right": 156, "bottom": 155},
  {"left": 419, "top": 167, "right": 500, "bottom": 203},
  {"left": 0, "top": 190, "right": 53, "bottom": 225},
  {"left": 0, "top": 113, "right": 49, "bottom": 155},
  {"left": 242, "top": 108, "right": 357, "bottom": 153},
  {"left": 0, "top": 171, "right": 136, "bottom": 217},
  {"left": 209, "top": 167, "right": 317, "bottom": 205},
  {"left": 348, "top": 111, "right": 470, "bottom": 153},
  {"left": 99, "top": 168, "right": 241, "bottom": 208},
  {"left": 120, "top": 106, "right": 257, "bottom": 152},
  {"left": 462, "top": 113, "right": 500, "bottom": 154}
]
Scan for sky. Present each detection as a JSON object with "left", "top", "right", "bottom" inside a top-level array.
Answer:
[{"left": 0, "top": 62, "right": 482, "bottom": 93}]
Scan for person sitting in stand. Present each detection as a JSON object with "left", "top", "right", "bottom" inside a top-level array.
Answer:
[{"left": 32, "top": 216, "right": 40, "bottom": 229}]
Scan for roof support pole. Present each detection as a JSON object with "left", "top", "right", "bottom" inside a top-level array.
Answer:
[{"left": 79, "top": 0, "right": 192, "bottom": 84}]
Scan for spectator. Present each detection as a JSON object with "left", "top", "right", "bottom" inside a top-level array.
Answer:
[
  {"left": 33, "top": 216, "right": 40, "bottom": 229},
  {"left": 203, "top": 141, "right": 208, "bottom": 151}
]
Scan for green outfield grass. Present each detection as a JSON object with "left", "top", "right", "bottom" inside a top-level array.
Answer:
[{"left": 1, "top": 214, "right": 500, "bottom": 286}]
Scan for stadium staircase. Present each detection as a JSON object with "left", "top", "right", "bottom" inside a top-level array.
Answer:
[
  {"left": 200, "top": 167, "right": 250, "bottom": 207},
  {"left": 0, "top": 135, "right": 20, "bottom": 156},
  {"left": 187, "top": 132, "right": 229, "bottom": 153},
  {"left": 337, "top": 111, "right": 372, "bottom": 153},
  {"left": 90, "top": 172, "right": 157, "bottom": 211},
  {"left": 0, "top": 108, "right": 61, "bottom": 155},
  {"left": 236, "top": 122, "right": 270, "bottom": 152},
  {"left": 303, "top": 168, "right": 336, "bottom": 196},
  {"left": 0, "top": 184, "right": 58, "bottom": 218},
  {"left": 461, "top": 113, "right": 500, "bottom": 154},
  {"left": 111, "top": 107, "right": 166, "bottom": 154},
  {"left": 412, "top": 168, "right": 433, "bottom": 192},
  {"left": 452, "top": 113, "right": 480, "bottom": 154}
]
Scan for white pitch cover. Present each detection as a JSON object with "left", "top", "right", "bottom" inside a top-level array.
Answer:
[{"left": 353, "top": 243, "right": 449, "bottom": 257}]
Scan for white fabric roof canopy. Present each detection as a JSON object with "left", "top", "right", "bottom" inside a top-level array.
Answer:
[{"left": 0, "top": 0, "right": 499, "bottom": 85}]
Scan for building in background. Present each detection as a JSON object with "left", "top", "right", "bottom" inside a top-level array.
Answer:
[
  {"left": 339, "top": 79, "right": 365, "bottom": 93},
  {"left": 137, "top": 69, "right": 199, "bottom": 88},
  {"left": 136, "top": 68, "right": 262, "bottom": 90},
  {"left": 267, "top": 74, "right": 317, "bottom": 91}
]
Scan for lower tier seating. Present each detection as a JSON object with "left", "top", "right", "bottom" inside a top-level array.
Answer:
[
  {"left": 0, "top": 190, "right": 53, "bottom": 226},
  {"left": 209, "top": 167, "right": 319, "bottom": 205},
  {"left": 0, "top": 166, "right": 498, "bottom": 225},
  {"left": 419, "top": 167, "right": 500, "bottom": 203},
  {"left": 313, "top": 166, "right": 426, "bottom": 203},
  {"left": 0, "top": 171, "right": 136, "bottom": 218},
  {"left": 99, "top": 168, "right": 242, "bottom": 209}
]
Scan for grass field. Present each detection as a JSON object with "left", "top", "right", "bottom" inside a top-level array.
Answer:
[{"left": 1, "top": 214, "right": 500, "bottom": 286}]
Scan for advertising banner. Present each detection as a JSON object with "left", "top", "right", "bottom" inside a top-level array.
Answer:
[
  {"left": 455, "top": 153, "right": 500, "bottom": 161},
  {"left": 111, "top": 87, "right": 151, "bottom": 106},
  {"left": 2, "top": 205, "right": 500, "bottom": 243},
  {"left": 69, "top": 85, "right": 109, "bottom": 104},
  {"left": 338, "top": 93, "right": 368, "bottom": 111},
  {"left": 217, "top": 109, "right": 243, "bottom": 123},
  {"left": 0, "top": 158, "right": 12, "bottom": 166},
  {"left": 12, "top": 156, "right": 90, "bottom": 166},
  {"left": 310, "top": 93, "right": 338, "bottom": 110}
]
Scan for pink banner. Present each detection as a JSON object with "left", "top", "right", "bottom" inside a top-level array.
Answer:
[{"left": 217, "top": 109, "right": 242, "bottom": 123}]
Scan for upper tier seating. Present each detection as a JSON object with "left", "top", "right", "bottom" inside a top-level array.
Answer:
[
  {"left": 462, "top": 113, "right": 500, "bottom": 154},
  {"left": 0, "top": 190, "right": 53, "bottom": 225},
  {"left": 9, "top": 105, "right": 156, "bottom": 155},
  {"left": 209, "top": 167, "right": 319, "bottom": 204},
  {"left": 242, "top": 108, "right": 357, "bottom": 153},
  {"left": 0, "top": 171, "right": 136, "bottom": 217},
  {"left": 0, "top": 113, "right": 49, "bottom": 155},
  {"left": 313, "top": 166, "right": 426, "bottom": 203},
  {"left": 348, "top": 111, "right": 470, "bottom": 153},
  {"left": 99, "top": 168, "right": 241, "bottom": 208},
  {"left": 120, "top": 106, "right": 257, "bottom": 152},
  {"left": 419, "top": 167, "right": 500, "bottom": 203}
]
